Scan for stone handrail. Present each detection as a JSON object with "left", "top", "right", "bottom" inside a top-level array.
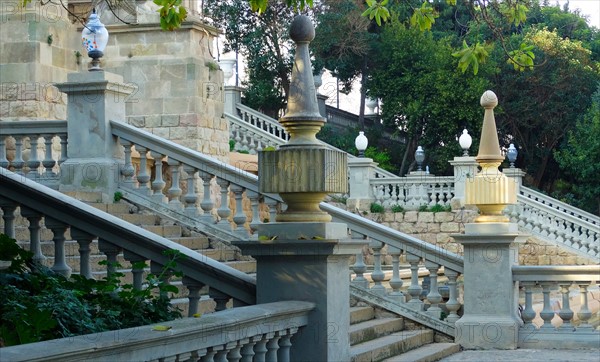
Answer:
[
  {"left": 109, "top": 121, "right": 465, "bottom": 329},
  {"left": 511, "top": 194, "right": 599, "bottom": 259},
  {"left": 371, "top": 175, "right": 455, "bottom": 209},
  {"left": 226, "top": 111, "right": 284, "bottom": 154},
  {"left": 0, "top": 120, "right": 67, "bottom": 184},
  {"left": 0, "top": 167, "right": 257, "bottom": 311},
  {"left": 0, "top": 300, "right": 313, "bottom": 362},
  {"left": 520, "top": 186, "right": 599, "bottom": 225},
  {"left": 237, "top": 103, "right": 290, "bottom": 141},
  {"left": 512, "top": 265, "right": 600, "bottom": 348}
]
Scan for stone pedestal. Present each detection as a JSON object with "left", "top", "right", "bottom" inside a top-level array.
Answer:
[
  {"left": 234, "top": 222, "right": 364, "bottom": 362},
  {"left": 449, "top": 156, "right": 478, "bottom": 209},
  {"left": 224, "top": 86, "right": 243, "bottom": 115},
  {"left": 453, "top": 223, "right": 525, "bottom": 349},
  {"left": 347, "top": 157, "right": 377, "bottom": 211},
  {"left": 55, "top": 71, "right": 134, "bottom": 200},
  {"left": 503, "top": 167, "right": 526, "bottom": 194}
]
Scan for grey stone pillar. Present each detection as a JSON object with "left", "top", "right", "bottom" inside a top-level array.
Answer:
[
  {"left": 453, "top": 223, "right": 525, "bottom": 349},
  {"left": 236, "top": 223, "right": 363, "bottom": 362},
  {"left": 55, "top": 71, "right": 134, "bottom": 200},
  {"left": 347, "top": 157, "right": 377, "bottom": 211},
  {"left": 503, "top": 167, "right": 526, "bottom": 194},
  {"left": 224, "top": 85, "right": 243, "bottom": 116},
  {"left": 317, "top": 93, "right": 328, "bottom": 119},
  {"left": 449, "top": 156, "right": 478, "bottom": 209}
]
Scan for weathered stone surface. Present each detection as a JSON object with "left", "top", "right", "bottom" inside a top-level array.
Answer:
[
  {"left": 434, "top": 212, "right": 454, "bottom": 222},
  {"left": 418, "top": 212, "right": 434, "bottom": 223},
  {"left": 404, "top": 211, "right": 418, "bottom": 222},
  {"left": 440, "top": 222, "right": 459, "bottom": 232}
]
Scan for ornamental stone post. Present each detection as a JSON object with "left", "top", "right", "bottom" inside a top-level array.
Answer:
[
  {"left": 234, "top": 16, "right": 363, "bottom": 361},
  {"left": 55, "top": 71, "right": 134, "bottom": 201},
  {"left": 453, "top": 91, "right": 525, "bottom": 349},
  {"left": 347, "top": 157, "right": 377, "bottom": 211},
  {"left": 449, "top": 156, "right": 478, "bottom": 209}
]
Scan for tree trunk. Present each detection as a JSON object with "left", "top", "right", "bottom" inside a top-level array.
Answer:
[{"left": 399, "top": 136, "right": 414, "bottom": 176}]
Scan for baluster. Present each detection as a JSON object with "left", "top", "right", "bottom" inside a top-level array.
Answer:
[
  {"left": 231, "top": 185, "right": 248, "bottom": 238},
  {"left": 247, "top": 133, "right": 257, "bottom": 154},
  {"left": 520, "top": 282, "right": 537, "bottom": 330},
  {"left": 445, "top": 269, "right": 461, "bottom": 324},
  {"left": 209, "top": 289, "right": 230, "bottom": 311},
  {"left": 20, "top": 207, "right": 45, "bottom": 263},
  {"left": 44, "top": 217, "right": 72, "bottom": 277},
  {"left": 266, "top": 332, "right": 281, "bottom": 361},
  {"left": 123, "top": 250, "right": 146, "bottom": 290},
  {"left": 547, "top": 215, "right": 558, "bottom": 241},
  {"left": 26, "top": 136, "right": 41, "bottom": 179},
  {"left": 167, "top": 159, "right": 183, "bottom": 208},
  {"left": 253, "top": 335, "right": 268, "bottom": 362},
  {"left": 406, "top": 252, "right": 424, "bottom": 310},
  {"left": 136, "top": 146, "right": 151, "bottom": 192},
  {"left": 150, "top": 151, "right": 167, "bottom": 203},
  {"left": 351, "top": 232, "right": 368, "bottom": 288},
  {"left": 240, "top": 131, "right": 249, "bottom": 151},
  {"left": 201, "top": 347, "right": 219, "bottom": 362},
  {"left": 539, "top": 282, "right": 556, "bottom": 330},
  {"left": 216, "top": 178, "right": 232, "bottom": 229},
  {"left": 532, "top": 210, "right": 543, "bottom": 234},
  {"left": 226, "top": 341, "right": 243, "bottom": 362},
  {"left": 41, "top": 134, "right": 56, "bottom": 178},
  {"left": 183, "top": 278, "right": 205, "bottom": 317},
  {"left": 119, "top": 139, "right": 135, "bottom": 188},
  {"left": 199, "top": 171, "right": 215, "bottom": 223},
  {"left": 277, "top": 329, "right": 294, "bottom": 362},
  {"left": 59, "top": 135, "right": 67, "bottom": 166},
  {"left": 234, "top": 124, "right": 242, "bottom": 148},
  {"left": 0, "top": 198, "right": 17, "bottom": 238},
  {"left": 255, "top": 136, "right": 263, "bottom": 152},
  {"left": 183, "top": 165, "right": 199, "bottom": 217},
  {"left": 539, "top": 212, "right": 550, "bottom": 237},
  {"left": 558, "top": 282, "right": 574, "bottom": 330},
  {"left": 0, "top": 136, "right": 8, "bottom": 169},
  {"left": 70, "top": 228, "right": 95, "bottom": 279},
  {"left": 388, "top": 245, "right": 404, "bottom": 302},
  {"left": 214, "top": 346, "right": 229, "bottom": 362},
  {"left": 240, "top": 337, "right": 257, "bottom": 362},
  {"left": 576, "top": 283, "right": 594, "bottom": 332},
  {"left": 151, "top": 261, "right": 174, "bottom": 299},
  {"left": 246, "top": 191, "right": 261, "bottom": 239},
  {"left": 264, "top": 197, "right": 278, "bottom": 223},
  {"left": 98, "top": 239, "right": 121, "bottom": 279},
  {"left": 369, "top": 240, "right": 386, "bottom": 295},
  {"left": 425, "top": 261, "right": 442, "bottom": 318},
  {"left": 12, "top": 135, "right": 25, "bottom": 175}
]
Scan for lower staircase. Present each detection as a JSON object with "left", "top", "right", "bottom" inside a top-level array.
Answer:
[{"left": 350, "top": 304, "right": 459, "bottom": 361}]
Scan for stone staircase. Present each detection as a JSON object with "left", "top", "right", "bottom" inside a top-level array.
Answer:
[{"left": 349, "top": 305, "right": 459, "bottom": 362}]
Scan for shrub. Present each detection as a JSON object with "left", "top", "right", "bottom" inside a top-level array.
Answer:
[
  {"left": 229, "top": 139, "right": 236, "bottom": 151},
  {"left": 370, "top": 203, "right": 385, "bottom": 213},
  {"left": 390, "top": 204, "right": 404, "bottom": 213},
  {"left": 0, "top": 234, "right": 182, "bottom": 346},
  {"left": 418, "top": 204, "right": 429, "bottom": 212},
  {"left": 113, "top": 191, "right": 123, "bottom": 203},
  {"left": 428, "top": 204, "right": 452, "bottom": 213}
]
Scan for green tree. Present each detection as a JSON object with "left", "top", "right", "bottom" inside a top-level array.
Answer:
[
  {"left": 369, "top": 20, "right": 490, "bottom": 175},
  {"left": 554, "top": 85, "right": 600, "bottom": 215}
]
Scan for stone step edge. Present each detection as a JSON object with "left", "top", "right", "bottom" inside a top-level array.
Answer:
[{"left": 381, "top": 342, "right": 460, "bottom": 362}]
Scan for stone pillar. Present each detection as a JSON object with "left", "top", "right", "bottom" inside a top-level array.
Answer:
[
  {"left": 453, "top": 223, "right": 525, "bottom": 349},
  {"left": 55, "top": 71, "right": 134, "bottom": 200},
  {"left": 347, "top": 157, "right": 377, "bottom": 211},
  {"left": 224, "top": 86, "right": 243, "bottom": 116},
  {"left": 236, "top": 15, "right": 363, "bottom": 361},
  {"left": 449, "top": 156, "right": 478, "bottom": 209},
  {"left": 317, "top": 93, "right": 328, "bottom": 119},
  {"left": 503, "top": 167, "right": 526, "bottom": 195}
]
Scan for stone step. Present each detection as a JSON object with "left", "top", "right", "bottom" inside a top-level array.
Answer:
[
  {"left": 350, "top": 329, "right": 433, "bottom": 362},
  {"left": 349, "top": 318, "right": 405, "bottom": 346},
  {"left": 61, "top": 191, "right": 105, "bottom": 203},
  {"left": 224, "top": 260, "right": 256, "bottom": 274},
  {"left": 382, "top": 342, "right": 460, "bottom": 362},
  {"left": 118, "top": 213, "right": 160, "bottom": 226},
  {"left": 143, "top": 225, "right": 183, "bottom": 238},
  {"left": 198, "top": 248, "right": 237, "bottom": 262},
  {"left": 350, "top": 306, "right": 375, "bottom": 325},
  {"left": 171, "top": 236, "right": 211, "bottom": 250},
  {"left": 89, "top": 202, "right": 133, "bottom": 214}
]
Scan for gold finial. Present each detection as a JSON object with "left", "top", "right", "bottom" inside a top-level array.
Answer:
[{"left": 465, "top": 90, "right": 516, "bottom": 223}]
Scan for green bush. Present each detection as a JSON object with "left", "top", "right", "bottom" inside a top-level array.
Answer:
[
  {"left": 428, "top": 204, "right": 452, "bottom": 213},
  {"left": 370, "top": 203, "right": 385, "bottom": 213},
  {"left": 418, "top": 204, "right": 429, "bottom": 212},
  {"left": 0, "top": 234, "right": 182, "bottom": 346},
  {"left": 229, "top": 139, "right": 236, "bottom": 151},
  {"left": 113, "top": 191, "right": 123, "bottom": 203},
  {"left": 390, "top": 204, "right": 404, "bottom": 213}
]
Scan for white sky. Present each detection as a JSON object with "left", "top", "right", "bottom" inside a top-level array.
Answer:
[{"left": 557, "top": 0, "right": 600, "bottom": 28}]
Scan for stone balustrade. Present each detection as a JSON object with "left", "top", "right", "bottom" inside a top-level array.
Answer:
[
  {"left": 0, "top": 167, "right": 257, "bottom": 315},
  {"left": 0, "top": 120, "right": 67, "bottom": 186},
  {"left": 236, "top": 103, "right": 290, "bottom": 142},
  {"left": 513, "top": 265, "right": 600, "bottom": 348},
  {"left": 0, "top": 300, "right": 313, "bottom": 362},
  {"left": 227, "top": 111, "right": 283, "bottom": 154},
  {"left": 371, "top": 175, "right": 455, "bottom": 210}
]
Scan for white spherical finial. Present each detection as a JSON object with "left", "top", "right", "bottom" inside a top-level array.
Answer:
[
  {"left": 459, "top": 129, "right": 473, "bottom": 156},
  {"left": 480, "top": 90, "right": 498, "bottom": 109}
]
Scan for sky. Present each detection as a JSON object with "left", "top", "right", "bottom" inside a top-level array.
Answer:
[{"left": 557, "top": 0, "right": 600, "bottom": 28}]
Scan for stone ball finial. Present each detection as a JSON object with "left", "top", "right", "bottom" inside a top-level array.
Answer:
[
  {"left": 480, "top": 90, "right": 498, "bottom": 109},
  {"left": 290, "top": 15, "right": 315, "bottom": 43}
]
